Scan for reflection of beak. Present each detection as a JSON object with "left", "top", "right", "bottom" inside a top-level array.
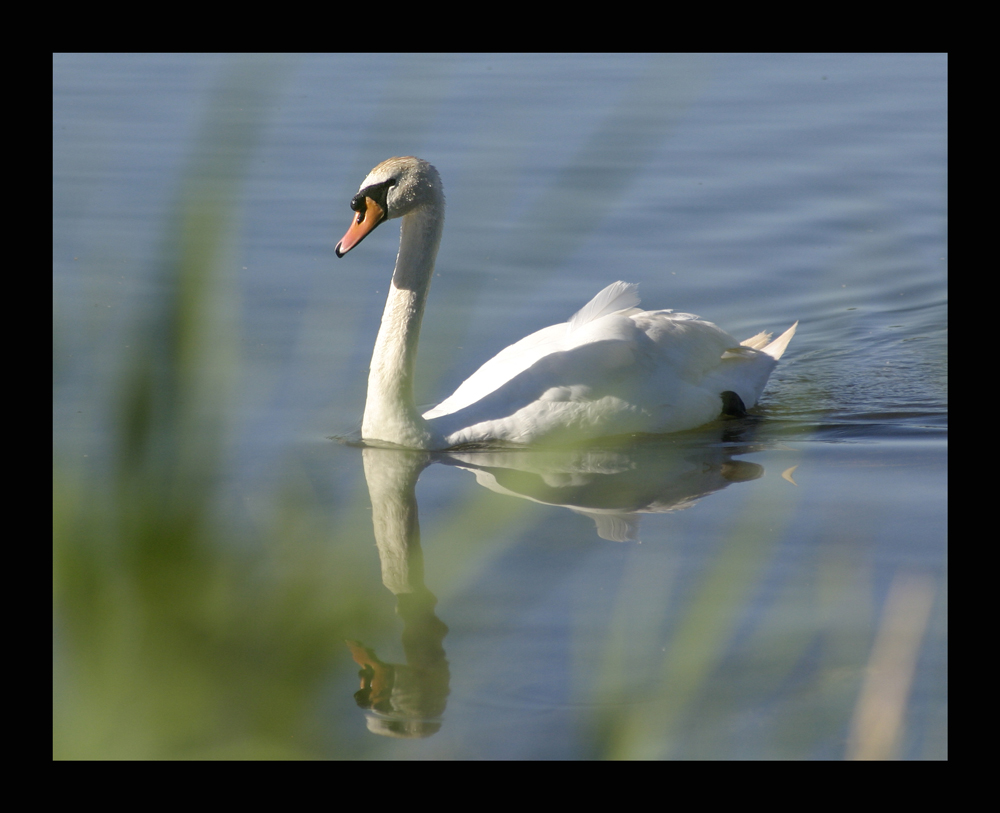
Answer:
[
  {"left": 335, "top": 196, "right": 385, "bottom": 257},
  {"left": 346, "top": 640, "right": 393, "bottom": 703}
]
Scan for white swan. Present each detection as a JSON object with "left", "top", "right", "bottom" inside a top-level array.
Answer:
[{"left": 336, "top": 156, "right": 796, "bottom": 450}]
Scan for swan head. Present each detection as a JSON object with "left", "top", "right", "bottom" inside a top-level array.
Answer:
[{"left": 335, "top": 157, "right": 443, "bottom": 257}]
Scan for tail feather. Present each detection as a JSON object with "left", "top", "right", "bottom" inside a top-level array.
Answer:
[
  {"left": 762, "top": 321, "right": 798, "bottom": 360},
  {"left": 740, "top": 330, "right": 773, "bottom": 350}
]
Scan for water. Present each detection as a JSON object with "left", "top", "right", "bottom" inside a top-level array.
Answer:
[{"left": 53, "top": 53, "right": 946, "bottom": 759}]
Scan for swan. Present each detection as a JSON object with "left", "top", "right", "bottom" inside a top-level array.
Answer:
[{"left": 336, "top": 156, "right": 796, "bottom": 450}]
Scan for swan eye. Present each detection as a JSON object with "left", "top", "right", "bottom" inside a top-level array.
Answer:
[{"left": 353, "top": 178, "right": 395, "bottom": 219}]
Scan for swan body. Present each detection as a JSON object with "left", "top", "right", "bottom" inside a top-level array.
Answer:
[{"left": 336, "top": 157, "right": 796, "bottom": 450}]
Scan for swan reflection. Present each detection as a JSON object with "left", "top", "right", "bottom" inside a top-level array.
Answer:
[
  {"left": 440, "top": 437, "right": 764, "bottom": 542},
  {"left": 347, "top": 424, "right": 781, "bottom": 736},
  {"left": 346, "top": 449, "right": 449, "bottom": 739}
]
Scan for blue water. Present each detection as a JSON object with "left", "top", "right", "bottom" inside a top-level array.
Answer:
[{"left": 53, "top": 53, "right": 946, "bottom": 760}]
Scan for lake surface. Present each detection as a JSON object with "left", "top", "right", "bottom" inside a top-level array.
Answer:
[{"left": 53, "top": 53, "right": 947, "bottom": 760}]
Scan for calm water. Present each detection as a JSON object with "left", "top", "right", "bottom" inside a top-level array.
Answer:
[{"left": 53, "top": 53, "right": 946, "bottom": 759}]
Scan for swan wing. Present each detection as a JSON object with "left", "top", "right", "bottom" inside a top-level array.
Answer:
[
  {"left": 423, "top": 281, "right": 642, "bottom": 420},
  {"left": 568, "top": 280, "right": 641, "bottom": 329}
]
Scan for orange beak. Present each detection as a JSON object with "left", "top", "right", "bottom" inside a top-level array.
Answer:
[{"left": 335, "top": 196, "right": 386, "bottom": 257}]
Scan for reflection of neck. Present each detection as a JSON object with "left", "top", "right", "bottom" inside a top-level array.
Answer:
[
  {"left": 362, "top": 205, "right": 444, "bottom": 448},
  {"left": 362, "top": 447, "right": 432, "bottom": 595},
  {"left": 355, "top": 447, "right": 450, "bottom": 737}
]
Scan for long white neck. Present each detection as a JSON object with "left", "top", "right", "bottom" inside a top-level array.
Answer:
[{"left": 362, "top": 203, "right": 445, "bottom": 448}]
